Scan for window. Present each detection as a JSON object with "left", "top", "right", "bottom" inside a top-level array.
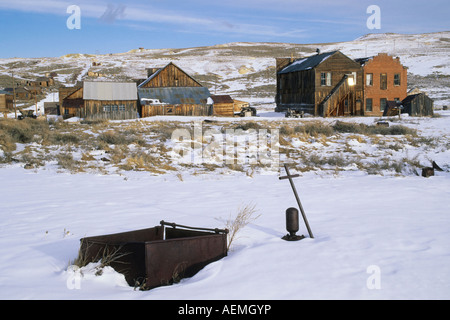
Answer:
[
  {"left": 321, "top": 72, "right": 331, "bottom": 86},
  {"left": 366, "top": 98, "right": 373, "bottom": 112},
  {"left": 119, "top": 104, "right": 126, "bottom": 111},
  {"left": 380, "top": 98, "right": 387, "bottom": 112},
  {"left": 380, "top": 73, "right": 387, "bottom": 90},
  {"left": 112, "top": 105, "right": 118, "bottom": 112},
  {"left": 366, "top": 73, "right": 373, "bottom": 86},
  {"left": 103, "top": 105, "right": 111, "bottom": 112},
  {"left": 394, "top": 74, "right": 401, "bottom": 86}
]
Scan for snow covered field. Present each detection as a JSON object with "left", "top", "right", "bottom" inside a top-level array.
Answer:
[{"left": 0, "top": 112, "right": 449, "bottom": 300}]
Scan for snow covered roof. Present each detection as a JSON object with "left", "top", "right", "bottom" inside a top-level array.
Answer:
[
  {"left": 83, "top": 81, "right": 137, "bottom": 101},
  {"left": 278, "top": 51, "right": 338, "bottom": 74}
]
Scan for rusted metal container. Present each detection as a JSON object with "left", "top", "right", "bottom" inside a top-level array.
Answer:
[{"left": 78, "top": 221, "right": 228, "bottom": 290}]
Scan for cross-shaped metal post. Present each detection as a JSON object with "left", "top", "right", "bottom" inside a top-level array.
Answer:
[{"left": 279, "top": 164, "right": 314, "bottom": 238}]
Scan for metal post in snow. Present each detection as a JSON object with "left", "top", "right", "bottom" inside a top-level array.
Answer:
[{"left": 279, "top": 163, "right": 314, "bottom": 238}]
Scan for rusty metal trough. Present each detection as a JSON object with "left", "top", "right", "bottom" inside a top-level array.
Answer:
[{"left": 78, "top": 221, "right": 228, "bottom": 290}]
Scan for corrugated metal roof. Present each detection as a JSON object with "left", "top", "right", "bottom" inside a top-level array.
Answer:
[
  {"left": 279, "top": 51, "right": 338, "bottom": 74},
  {"left": 138, "top": 87, "right": 210, "bottom": 105},
  {"left": 83, "top": 81, "right": 137, "bottom": 101}
]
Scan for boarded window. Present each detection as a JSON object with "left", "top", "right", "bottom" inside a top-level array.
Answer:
[
  {"left": 366, "top": 98, "right": 373, "bottom": 112},
  {"left": 394, "top": 74, "right": 401, "bottom": 86},
  {"left": 366, "top": 73, "right": 373, "bottom": 86},
  {"left": 380, "top": 73, "right": 387, "bottom": 90}
]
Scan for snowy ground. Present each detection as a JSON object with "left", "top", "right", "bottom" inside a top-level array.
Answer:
[{"left": 0, "top": 113, "right": 449, "bottom": 300}]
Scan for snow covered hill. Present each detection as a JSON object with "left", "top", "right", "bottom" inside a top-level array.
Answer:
[{"left": 1, "top": 32, "right": 449, "bottom": 111}]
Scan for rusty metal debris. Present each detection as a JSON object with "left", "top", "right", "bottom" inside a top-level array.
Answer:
[{"left": 78, "top": 221, "right": 229, "bottom": 290}]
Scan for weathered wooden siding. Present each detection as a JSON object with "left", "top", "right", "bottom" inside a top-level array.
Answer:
[
  {"left": 277, "top": 69, "right": 315, "bottom": 110},
  {"left": 314, "top": 53, "right": 363, "bottom": 116},
  {"left": 402, "top": 93, "right": 434, "bottom": 116},
  {"left": 0, "top": 94, "right": 13, "bottom": 113},
  {"left": 140, "top": 63, "right": 202, "bottom": 88},
  {"left": 142, "top": 104, "right": 212, "bottom": 117},
  {"left": 84, "top": 100, "right": 138, "bottom": 120},
  {"left": 213, "top": 103, "right": 234, "bottom": 117},
  {"left": 276, "top": 52, "right": 364, "bottom": 116}
]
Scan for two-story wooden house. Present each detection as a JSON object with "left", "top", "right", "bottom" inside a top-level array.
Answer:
[{"left": 276, "top": 51, "right": 364, "bottom": 117}]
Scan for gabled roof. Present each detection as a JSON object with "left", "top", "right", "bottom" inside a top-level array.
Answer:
[
  {"left": 83, "top": 81, "right": 137, "bottom": 101},
  {"left": 138, "top": 87, "right": 210, "bottom": 105},
  {"left": 138, "top": 62, "right": 203, "bottom": 88},
  {"left": 278, "top": 51, "right": 338, "bottom": 74}
]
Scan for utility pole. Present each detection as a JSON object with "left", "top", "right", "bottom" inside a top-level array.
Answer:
[{"left": 12, "top": 72, "right": 17, "bottom": 119}]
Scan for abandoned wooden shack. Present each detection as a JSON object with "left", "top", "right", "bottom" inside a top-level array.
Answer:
[
  {"left": 138, "top": 62, "right": 212, "bottom": 117},
  {"left": 356, "top": 53, "right": 408, "bottom": 117},
  {"left": 402, "top": 92, "right": 434, "bottom": 116},
  {"left": 62, "top": 81, "right": 138, "bottom": 120},
  {"left": 59, "top": 85, "right": 82, "bottom": 118},
  {"left": 0, "top": 89, "right": 13, "bottom": 116},
  {"left": 209, "top": 95, "right": 253, "bottom": 117},
  {"left": 3, "top": 87, "right": 33, "bottom": 100},
  {"left": 276, "top": 51, "right": 364, "bottom": 117}
]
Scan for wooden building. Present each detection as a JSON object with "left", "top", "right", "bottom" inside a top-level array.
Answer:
[
  {"left": 209, "top": 95, "right": 252, "bottom": 117},
  {"left": 3, "top": 87, "right": 33, "bottom": 100},
  {"left": 25, "top": 76, "right": 55, "bottom": 87},
  {"left": 356, "top": 53, "right": 408, "bottom": 117},
  {"left": 276, "top": 51, "right": 364, "bottom": 117},
  {"left": 62, "top": 81, "right": 138, "bottom": 120},
  {"left": 402, "top": 92, "right": 434, "bottom": 116},
  {"left": 0, "top": 90, "right": 13, "bottom": 117},
  {"left": 138, "top": 62, "right": 212, "bottom": 117}
]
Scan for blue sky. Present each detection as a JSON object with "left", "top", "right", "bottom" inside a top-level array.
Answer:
[{"left": 0, "top": 0, "right": 448, "bottom": 58}]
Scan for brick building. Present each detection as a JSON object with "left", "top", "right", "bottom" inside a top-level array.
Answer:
[{"left": 356, "top": 53, "right": 408, "bottom": 116}]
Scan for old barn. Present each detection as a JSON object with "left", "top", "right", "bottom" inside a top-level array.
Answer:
[
  {"left": 61, "top": 81, "right": 138, "bottom": 120},
  {"left": 276, "top": 51, "right": 364, "bottom": 117},
  {"left": 138, "top": 62, "right": 212, "bottom": 117},
  {"left": 402, "top": 92, "right": 434, "bottom": 116}
]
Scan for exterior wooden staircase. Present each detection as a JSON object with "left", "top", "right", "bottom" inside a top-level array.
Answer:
[{"left": 319, "top": 75, "right": 354, "bottom": 117}]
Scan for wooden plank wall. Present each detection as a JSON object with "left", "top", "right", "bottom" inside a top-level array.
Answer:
[
  {"left": 84, "top": 100, "right": 138, "bottom": 120},
  {"left": 213, "top": 103, "right": 234, "bottom": 117},
  {"left": 277, "top": 69, "right": 315, "bottom": 107},
  {"left": 0, "top": 94, "right": 13, "bottom": 113},
  {"left": 142, "top": 104, "right": 212, "bottom": 117},
  {"left": 141, "top": 63, "right": 202, "bottom": 88}
]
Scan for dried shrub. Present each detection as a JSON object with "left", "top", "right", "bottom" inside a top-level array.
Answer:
[{"left": 223, "top": 203, "right": 260, "bottom": 251}]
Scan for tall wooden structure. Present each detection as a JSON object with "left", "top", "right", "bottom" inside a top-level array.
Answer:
[
  {"left": 276, "top": 51, "right": 364, "bottom": 117},
  {"left": 138, "top": 62, "right": 212, "bottom": 117},
  {"left": 0, "top": 90, "right": 13, "bottom": 117}
]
